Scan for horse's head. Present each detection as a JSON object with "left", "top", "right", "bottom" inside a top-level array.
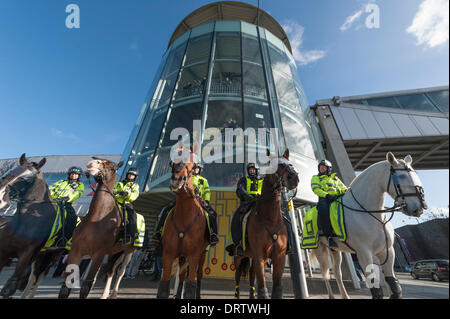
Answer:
[
  {"left": 386, "top": 152, "right": 427, "bottom": 217},
  {"left": 267, "top": 148, "right": 299, "bottom": 191},
  {"left": 0, "top": 153, "right": 46, "bottom": 209},
  {"left": 169, "top": 140, "right": 199, "bottom": 192},
  {"left": 86, "top": 157, "right": 123, "bottom": 184}
]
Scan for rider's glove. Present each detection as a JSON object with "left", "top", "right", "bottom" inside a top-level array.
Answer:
[
  {"left": 119, "top": 191, "right": 129, "bottom": 197},
  {"left": 326, "top": 194, "right": 337, "bottom": 202},
  {"left": 58, "top": 196, "right": 70, "bottom": 203}
]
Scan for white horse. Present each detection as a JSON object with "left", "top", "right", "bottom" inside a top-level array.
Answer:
[{"left": 312, "top": 152, "right": 427, "bottom": 299}]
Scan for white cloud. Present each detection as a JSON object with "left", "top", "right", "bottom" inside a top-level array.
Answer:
[
  {"left": 282, "top": 21, "right": 326, "bottom": 66},
  {"left": 340, "top": 9, "right": 364, "bottom": 31},
  {"left": 407, "top": 0, "right": 449, "bottom": 48},
  {"left": 51, "top": 128, "right": 80, "bottom": 142}
]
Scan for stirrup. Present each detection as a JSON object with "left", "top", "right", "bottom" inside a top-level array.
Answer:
[
  {"left": 236, "top": 245, "right": 244, "bottom": 257},
  {"left": 209, "top": 234, "right": 219, "bottom": 245},
  {"left": 328, "top": 237, "right": 338, "bottom": 250}
]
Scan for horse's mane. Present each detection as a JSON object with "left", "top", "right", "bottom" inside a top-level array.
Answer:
[{"left": 349, "top": 158, "right": 409, "bottom": 188}]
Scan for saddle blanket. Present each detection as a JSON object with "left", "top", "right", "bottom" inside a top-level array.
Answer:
[
  {"left": 300, "top": 198, "right": 347, "bottom": 249},
  {"left": 41, "top": 206, "right": 81, "bottom": 252}
]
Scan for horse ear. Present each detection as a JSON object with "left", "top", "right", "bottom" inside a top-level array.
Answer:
[
  {"left": 386, "top": 152, "right": 398, "bottom": 166},
  {"left": 404, "top": 155, "right": 413, "bottom": 166},
  {"left": 19, "top": 153, "right": 27, "bottom": 166},
  {"left": 192, "top": 141, "right": 200, "bottom": 155},
  {"left": 283, "top": 149, "right": 290, "bottom": 160},
  {"left": 117, "top": 161, "right": 124, "bottom": 168},
  {"left": 37, "top": 158, "right": 46, "bottom": 170}
]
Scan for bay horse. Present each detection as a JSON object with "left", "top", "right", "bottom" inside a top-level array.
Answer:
[
  {"left": 58, "top": 157, "right": 137, "bottom": 299},
  {"left": 0, "top": 154, "right": 54, "bottom": 298},
  {"left": 157, "top": 140, "right": 209, "bottom": 299},
  {"left": 311, "top": 152, "right": 427, "bottom": 299},
  {"left": 234, "top": 149, "right": 299, "bottom": 299}
]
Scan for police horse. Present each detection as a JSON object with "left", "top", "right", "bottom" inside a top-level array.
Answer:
[
  {"left": 58, "top": 157, "right": 137, "bottom": 299},
  {"left": 312, "top": 152, "right": 427, "bottom": 299}
]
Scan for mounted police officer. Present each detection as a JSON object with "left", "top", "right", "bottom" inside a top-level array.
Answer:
[
  {"left": 152, "top": 163, "right": 219, "bottom": 246},
  {"left": 114, "top": 167, "right": 140, "bottom": 243},
  {"left": 49, "top": 166, "right": 85, "bottom": 247},
  {"left": 311, "top": 160, "right": 347, "bottom": 249},
  {"left": 226, "top": 163, "right": 263, "bottom": 256}
]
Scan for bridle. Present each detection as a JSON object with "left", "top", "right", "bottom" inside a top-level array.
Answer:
[
  {"left": 170, "top": 160, "right": 197, "bottom": 198},
  {"left": 271, "top": 160, "right": 298, "bottom": 200}
]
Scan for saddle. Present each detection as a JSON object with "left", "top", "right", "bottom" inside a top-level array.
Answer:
[{"left": 41, "top": 206, "right": 80, "bottom": 252}]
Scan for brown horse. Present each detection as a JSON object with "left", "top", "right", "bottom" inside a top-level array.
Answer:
[
  {"left": 157, "top": 141, "right": 209, "bottom": 299},
  {"left": 58, "top": 157, "right": 136, "bottom": 299},
  {"left": 0, "top": 154, "right": 53, "bottom": 298},
  {"left": 234, "top": 149, "right": 299, "bottom": 299}
]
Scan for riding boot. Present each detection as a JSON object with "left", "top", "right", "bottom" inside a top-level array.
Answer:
[
  {"left": 328, "top": 237, "right": 338, "bottom": 250},
  {"left": 370, "top": 287, "right": 384, "bottom": 299},
  {"left": 126, "top": 204, "right": 138, "bottom": 242},
  {"left": 207, "top": 206, "right": 219, "bottom": 245},
  {"left": 153, "top": 202, "right": 175, "bottom": 243}
]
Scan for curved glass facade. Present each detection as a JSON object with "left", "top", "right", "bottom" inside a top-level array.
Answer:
[{"left": 120, "top": 20, "right": 324, "bottom": 202}]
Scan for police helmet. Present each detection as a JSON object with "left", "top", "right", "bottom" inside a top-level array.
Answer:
[
  {"left": 318, "top": 160, "right": 332, "bottom": 175},
  {"left": 247, "top": 163, "right": 259, "bottom": 176},
  {"left": 68, "top": 166, "right": 82, "bottom": 180}
]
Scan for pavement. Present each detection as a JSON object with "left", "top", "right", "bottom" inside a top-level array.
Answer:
[{"left": 0, "top": 267, "right": 448, "bottom": 299}]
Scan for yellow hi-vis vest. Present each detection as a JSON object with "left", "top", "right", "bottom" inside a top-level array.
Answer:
[
  {"left": 246, "top": 177, "right": 263, "bottom": 196},
  {"left": 310, "top": 173, "right": 347, "bottom": 199}
]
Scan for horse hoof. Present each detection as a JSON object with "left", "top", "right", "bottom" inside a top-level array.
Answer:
[
  {"left": 271, "top": 284, "right": 283, "bottom": 299},
  {"left": 390, "top": 293, "right": 402, "bottom": 299},
  {"left": 257, "top": 287, "right": 269, "bottom": 299},
  {"left": 157, "top": 281, "right": 170, "bottom": 299},
  {"left": 58, "top": 284, "right": 71, "bottom": 299},
  {"left": 183, "top": 282, "right": 197, "bottom": 299}
]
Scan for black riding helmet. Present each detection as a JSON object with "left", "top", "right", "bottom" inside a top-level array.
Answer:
[
  {"left": 67, "top": 166, "right": 82, "bottom": 181},
  {"left": 318, "top": 160, "right": 332, "bottom": 176},
  {"left": 247, "top": 163, "right": 259, "bottom": 177},
  {"left": 193, "top": 163, "right": 203, "bottom": 175},
  {"left": 125, "top": 167, "right": 138, "bottom": 181}
]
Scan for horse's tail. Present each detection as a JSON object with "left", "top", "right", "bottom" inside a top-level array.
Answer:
[{"left": 238, "top": 257, "right": 251, "bottom": 278}]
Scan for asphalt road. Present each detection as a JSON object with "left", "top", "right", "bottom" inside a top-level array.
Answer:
[{"left": 0, "top": 267, "right": 448, "bottom": 299}]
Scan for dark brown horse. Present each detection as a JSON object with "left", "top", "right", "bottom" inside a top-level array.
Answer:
[
  {"left": 234, "top": 149, "right": 299, "bottom": 299},
  {"left": 157, "top": 141, "right": 209, "bottom": 299},
  {"left": 58, "top": 157, "right": 136, "bottom": 299},
  {"left": 0, "top": 154, "right": 54, "bottom": 298}
]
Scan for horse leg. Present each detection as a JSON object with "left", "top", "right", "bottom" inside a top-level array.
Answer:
[
  {"left": 249, "top": 260, "right": 256, "bottom": 299},
  {"left": 271, "top": 253, "right": 285, "bottom": 299},
  {"left": 330, "top": 250, "right": 350, "bottom": 299},
  {"left": 29, "top": 266, "right": 47, "bottom": 299},
  {"left": 110, "top": 251, "right": 133, "bottom": 299},
  {"left": 175, "top": 261, "right": 186, "bottom": 299},
  {"left": 20, "top": 261, "right": 36, "bottom": 299},
  {"left": 234, "top": 256, "right": 242, "bottom": 299},
  {"left": 1, "top": 246, "right": 35, "bottom": 298},
  {"left": 377, "top": 247, "right": 402, "bottom": 299},
  {"left": 196, "top": 251, "right": 206, "bottom": 299},
  {"left": 355, "top": 248, "right": 383, "bottom": 299},
  {"left": 315, "top": 243, "right": 335, "bottom": 299},
  {"left": 100, "top": 253, "right": 123, "bottom": 299},
  {"left": 59, "top": 250, "right": 83, "bottom": 299},
  {"left": 254, "top": 256, "right": 269, "bottom": 299},
  {"left": 80, "top": 253, "right": 104, "bottom": 299},
  {"left": 183, "top": 254, "right": 200, "bottom": 299}
]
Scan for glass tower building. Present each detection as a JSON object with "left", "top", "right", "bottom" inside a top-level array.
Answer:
[{"left": 119, "top": 1, "right": 324, "bottom": 278}]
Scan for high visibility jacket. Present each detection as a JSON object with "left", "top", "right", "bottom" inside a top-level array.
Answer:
[
  {"left": 236, "top": 176, "right": 263, "bottom": 202},
  {"left": 192, "top": 175, "right": 211, "bottom": 202},
  {"left": 114, "top": 180, "right": 140, "bottom": 204},
  {"left": 310, "top": 173, "right": 347, "bottom": 199},
  {"left": 49, "top": 180, "right": 84, "bottom": 204}
]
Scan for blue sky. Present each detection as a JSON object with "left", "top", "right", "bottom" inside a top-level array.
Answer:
[{"left": 0, "top": 0, "right": 448, "bottom": 227}]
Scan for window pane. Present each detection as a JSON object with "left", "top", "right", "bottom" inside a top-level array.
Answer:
[
  {"left": 366, "top": 96, "right": 402, "bottom": 108},
  {"left": 215, "top": 31, "right": 240, "bottom": 60},
  {"left": 280, "top": 107, "right": 316, "bottom": 159},
  {"left": 205, "top": 100, "right": 243, "bottom": 131},
  {"left": 202, "top": 163, "right": 244, "bottom": 187},
  {"left": 161, "top": 102, "right": 203, "bottom": 147},
  {"left": 426, "top": 90, "right": 449, "bottom": 112},
  {"left": 242, "top": 34, "right": 262, "bottom": 63},
  {"left": 166, "top": 42, "right": 188, "bottom": 75},
  {"left": 244, "top": 101, "right": 273, "bottom": 151},
  {"left": 210, "top": 61, "right": 241, "bottom": 97},
  {"left": 173, "top": 63, "right": 208, "bottom": 101},
  {"left": 395, "top": 93, "right": 439, "bottom": 112},
  {"left": 184, "top": 33, "right": 213, "bottom": 66},
  {"left": 243, "top": 62, "right": 267, "bottom": 100}
]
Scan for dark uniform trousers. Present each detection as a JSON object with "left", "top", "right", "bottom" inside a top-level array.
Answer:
[{"left": 317, "top": 197, "right": 334, "bottom": 237}]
